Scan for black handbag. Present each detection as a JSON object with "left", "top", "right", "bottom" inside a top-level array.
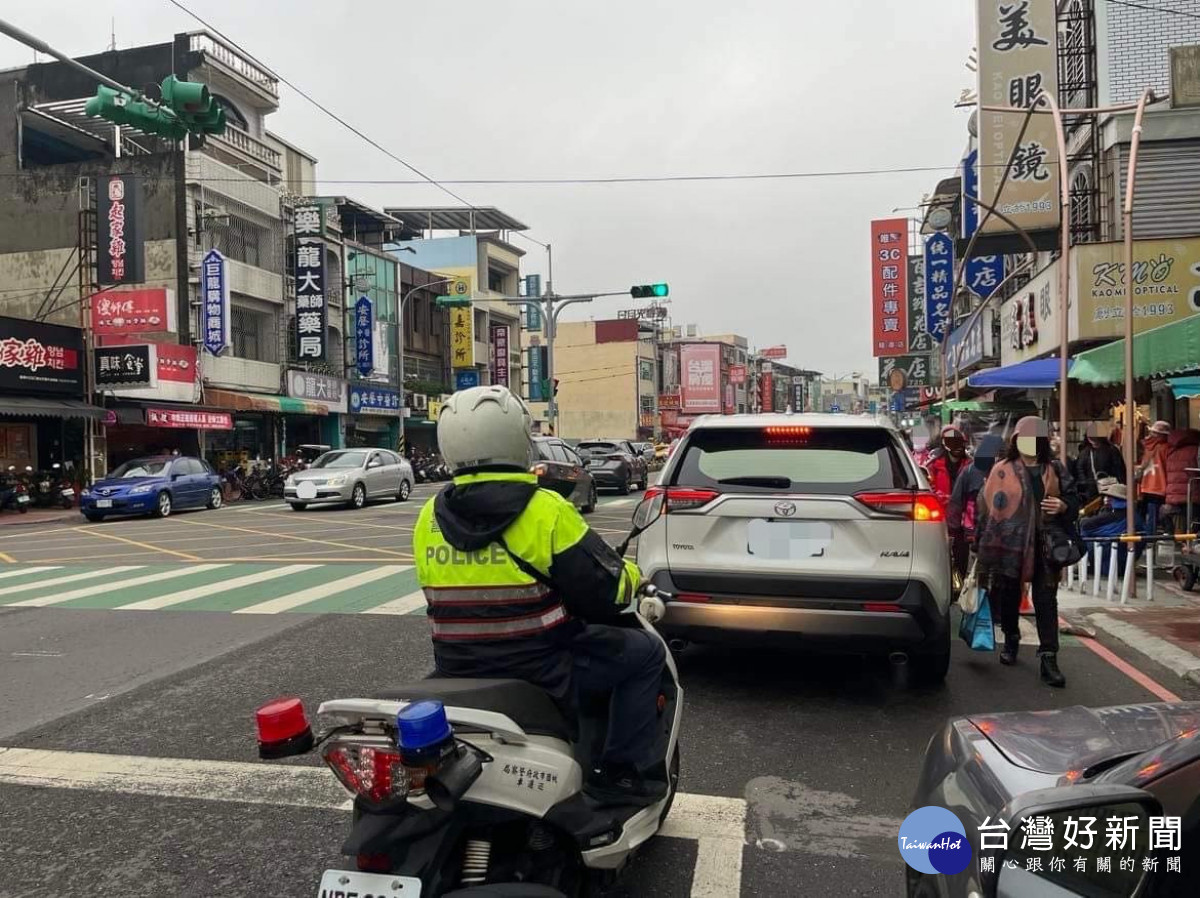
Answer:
[{"left": 1042, "top": 460, "right": 1084, "bottom": 568}]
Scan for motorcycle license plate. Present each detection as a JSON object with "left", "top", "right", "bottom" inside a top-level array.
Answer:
[
  {"left": 17, "top": 495, "right": 29, "bottom": 504},
  {"left": 316, "top": 869, "right": 420, "bottom": 898},
  {"left": 95, "top": 499, "right": 113, "bottom": 508}
]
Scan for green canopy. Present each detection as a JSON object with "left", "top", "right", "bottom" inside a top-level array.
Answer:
[{"left": 1070, "top": 315, "right": 1200, "bottom": 385}]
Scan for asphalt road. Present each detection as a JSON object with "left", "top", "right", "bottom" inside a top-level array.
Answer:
[{"left": 1, "top": 483, "right": 1197, "bottom": 897}]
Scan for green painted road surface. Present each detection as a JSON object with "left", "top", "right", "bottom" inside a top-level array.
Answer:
[{"left": 0, "top": 563, "right": 424, "bottom": 615}]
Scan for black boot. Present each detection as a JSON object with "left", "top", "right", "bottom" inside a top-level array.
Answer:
[
  {"left": 999, "top": 636, "right": 1019, "bottom": 666},
  {"left": 1039, "top": 653, "right": 1066, "bottom": 688}
]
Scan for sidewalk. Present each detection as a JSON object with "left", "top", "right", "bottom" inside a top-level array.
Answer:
[
  {"left": 1058, "top": 570, "right": 1200, "bottom": 687},
  {"left": 0, "top": 508, "right": 82, "bottom": 528}
]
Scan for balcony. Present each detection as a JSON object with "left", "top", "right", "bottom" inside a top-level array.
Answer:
[
  {"left": 205, "top": 126, "right": 282, "bottom": 180},
  {"left": 189, "top": 32, "right": 279, "bottom": 105},
  {"left": 203, "top": 354, "right": 280, "bottom": 393}
]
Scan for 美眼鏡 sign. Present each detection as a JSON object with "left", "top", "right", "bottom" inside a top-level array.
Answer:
[
  {"left": 201, "top": 249, "right": 230, "bottom": 356},
  {"left": 924, "top": 232, "right": 954, "bottom": 343},
  {"left": 295, "top": 240, "right": 327, "bottom": 362},
  {"left": 94, "top": 344, "right": 157, "bottom": 389},
  {"left": 96, "top": 174, "right": 145, "bottom": 285},
  {"left": 355, "top": 296, "right": 374, "bottom": 377}
]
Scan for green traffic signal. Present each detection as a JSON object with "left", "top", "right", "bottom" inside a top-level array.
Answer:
[
  {"left": 83, "top": 77, "right": 225, "bottom": 138},
  {"left": 630, "top": 283, "right": 669, "bottom": 299},
  {"left": 161, "top": 75, "right": 209, "bottom": 113}
]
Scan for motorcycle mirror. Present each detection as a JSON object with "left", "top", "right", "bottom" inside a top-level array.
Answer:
[{"left": 617, "top": 493, "right": 664, "bottom": 557}]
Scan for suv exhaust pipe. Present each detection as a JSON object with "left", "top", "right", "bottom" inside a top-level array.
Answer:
[
  {"left": 668, "top": 639, "right": 688, "bottom": 654},
  {"left": 888, "top": 651, "right": 909, "bottom": 666}
]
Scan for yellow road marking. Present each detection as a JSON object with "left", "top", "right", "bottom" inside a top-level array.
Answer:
[
  {"left": 72, "top": 526, "right": 202, "bottom": 562},
  {"left": 0, "top": 552, "right": 14, "bottom": 563},
  {"left": 173, "top": 518, "right": 411, "bottom": 559}
]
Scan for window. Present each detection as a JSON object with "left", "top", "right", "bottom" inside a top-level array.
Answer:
[
  {"left": 549, "top": 443, "right": 570, "bottom": 463},
  {"left": 231, "top": 307, "right": 262, "bottom": 360},
  {"left": 487, "top": 267, "right": 506, "bottom": 293},
  {"left": 563, "top": 446, "right": 581, "bottom": 465}
]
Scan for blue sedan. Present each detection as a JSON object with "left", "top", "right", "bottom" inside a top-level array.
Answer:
[{"left": 81, "top": 456, "right": 223, "bottom": 522}]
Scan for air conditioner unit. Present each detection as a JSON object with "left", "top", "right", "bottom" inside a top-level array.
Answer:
[
  {"left": 685, "top": 324, "right": 698, "bottom": 337},
  {"left": 412, "top": 394, "right": 428, "bottom": 411}
]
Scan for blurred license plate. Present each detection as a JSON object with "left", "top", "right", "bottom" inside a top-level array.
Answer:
[
  {"left": 747, "top": 520, "right": 831, "bottom": 560},
  {"left": 317, "top": 869, "right": 421, "bottom": 897},
  {"left": 95, "top": 499, "right": 113, "bottom": 508}
]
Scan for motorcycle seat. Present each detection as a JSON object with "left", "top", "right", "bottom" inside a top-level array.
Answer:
[{"left": 375, "top": 678, "right": 573, "bottom": 742}]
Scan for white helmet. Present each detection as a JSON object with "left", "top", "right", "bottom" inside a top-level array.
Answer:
[{"left": 437, "top": 385, "right": 534, "bottom": 472}]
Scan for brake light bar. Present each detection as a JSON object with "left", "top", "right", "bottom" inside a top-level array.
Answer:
[
  {"left": 854, "top": 491, "right": 944, "bottom": 522},
  {"left": 644, "top": 486, "right": 718, "bottom": 513},
  {"left": 323, "top": 739, "right": 410, "bottom": 805}
]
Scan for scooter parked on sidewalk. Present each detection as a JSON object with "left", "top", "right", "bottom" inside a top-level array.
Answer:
[
  {"left": 0, "top": 466, "right": 31, "bottom": 513},
  {"left": 254, "top": 497, "right": 680, "bottom": 898}
]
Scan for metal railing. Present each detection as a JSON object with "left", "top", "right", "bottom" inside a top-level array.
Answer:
[
  {"left": 189, "top": 32, "right": 278, "bottom": 96},
  {"left": 210, "top": 126, "right": 282, "bottom": 172}
]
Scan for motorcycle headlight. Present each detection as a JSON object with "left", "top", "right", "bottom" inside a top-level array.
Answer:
[
  {"left": 128, "top": 484, "right": 157, "bottom": 495},
  {"left": 327, "top": 474, "right": 347, "bottom": 487}
]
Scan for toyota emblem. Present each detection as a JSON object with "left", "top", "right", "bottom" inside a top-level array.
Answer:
[{"left": 774, "top": 501, "right": 796, "bottom": 517}]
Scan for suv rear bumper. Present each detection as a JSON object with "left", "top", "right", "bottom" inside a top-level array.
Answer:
[{"left": 650, "top": 571, "right": 947, "bottom": 653}]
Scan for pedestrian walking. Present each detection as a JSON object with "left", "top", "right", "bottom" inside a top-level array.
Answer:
[
  {"left": 975, "top": 416, "right": 1081, "bottom": 688},
  {"left": 946, "top": 434, "right": 1003, "bottom": 587},
  {"left": 927, "top": 425, "right": 969, "bottom": 509}
]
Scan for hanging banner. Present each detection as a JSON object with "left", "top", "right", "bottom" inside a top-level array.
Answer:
[
  {"left": 91, "top": 288, "right": 176, "bottom": 336},
  {"left": 924, "top": 233, "right": 954, "bottom": 343},
  {"left": 96, "top": 174, "right": 145, "bottom": 285},
  {"left": 201, "top": 249, "right": 230, "bottom": 356},
  {"left": 490, "top": 324, "right": 510, "bottom": 388},
  {"left": 906, "top": 256, "right": 930, "bottom": 353},
  {"left": 94, "top": 344, "right": 156, "bottom": 389},
  {"left": 450, "top": 306, "right": 474, "bottom": 368},
  {"left": 761, "top": 345, "right": 788, "bottom": 359},
  {"left": 355, "top": 296, "right": 374, "bottom": 377},
  {"left": 679, "top": 344, "right": 721, "bottom": 413},
  {"left": 977, "top": 0, "right": 1060, "bottom": 235},
  {"left": 295, "top": 240, "right": 327, "bottom": 362},
  {"left": 870, "top": 219, "right": 909, "bottom": 357},
  {"left": 146, "top": 408, "right": 232, "bottom": 430}
]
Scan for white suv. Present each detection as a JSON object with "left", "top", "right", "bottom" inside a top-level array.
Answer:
[{"left": 635, "top": 414, "right": 952, "bottom": 683}]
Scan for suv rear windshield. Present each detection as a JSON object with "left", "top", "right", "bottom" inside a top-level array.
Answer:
[
  {"left": 578, "top": 442, "right": 620, "bottom": 455},
  {"left": 672, "top": 427, "right": 913, "bottom": 495}
]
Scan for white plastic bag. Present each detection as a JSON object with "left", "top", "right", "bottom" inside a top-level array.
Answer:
[{"left": 959, "top": 558, "right": 979, "bottom": 614}]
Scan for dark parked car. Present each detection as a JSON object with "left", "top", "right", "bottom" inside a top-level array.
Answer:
[
  {"left": 576, "top": 439, "right": 648, "bottom": 494},
  {"left": 908, "top": 701, "right": 1200, "bottom": 897},
  {"left": 81, "top": 456, "right": 222, "bottom": 521},
  {"left": 532, "top": 437, "right": 596, "bottom": 513}
]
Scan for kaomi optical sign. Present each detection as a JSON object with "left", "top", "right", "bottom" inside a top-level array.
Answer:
[{"left": 1074, "top": 237, "right": 1200, "bottom": 340}]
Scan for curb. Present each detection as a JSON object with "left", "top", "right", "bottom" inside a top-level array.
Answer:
[
  {"left": 0, "top": 513, "right": 81, "bottom": 528},
  {"left": 1089, "top": 612, "right": 1200, "bottom": 686}
]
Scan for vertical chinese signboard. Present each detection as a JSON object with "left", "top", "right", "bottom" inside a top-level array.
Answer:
[
  {"left": 528, "top": 345, "right": 545, "bottom": 400},
  {"left": 294, "top": 240, "right": 326, "bottom": 362},
  {"left": 761, "top": 362, "right": 774, "bottom": 413},
  {"left": 490, "top": 324, "right": 510, "bottom": 388},
  {"left": 977, "top": 0, "right": 1059, "bottom": 235},
  {"left": 355, "top": 296, "right": 374, "bottom": 377},
  {"left": 870, "top": 219, "right": 909, "bottom": 357},
  {"left": 924, "top": 233, "right": 955, "bottom": 344},
  {"left": 96, "top": 174, "right": 145, "bottom": 285},
  {"left": 450, "top": 306, "right": 474, "bottom": 368},
  {"left": 679, "top": 344, "right": 720, "bottom": 413},
  {"left": 906, "top": 256, "right": 930, "bottom": 353},
  {"left": 201, "top": 249, "right": 230, "bottom": 356}
]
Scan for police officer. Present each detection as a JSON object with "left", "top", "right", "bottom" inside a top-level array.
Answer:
[{"left": 413, "top": 385, "right": 667, "bottom": 806}]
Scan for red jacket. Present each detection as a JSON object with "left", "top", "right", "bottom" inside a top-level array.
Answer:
[
  {"left": 927, "top": 452, "right": 968, "bottom": 508},
  {"left": 1165, "top": 429, "right": 1200, "bottom": 507}
]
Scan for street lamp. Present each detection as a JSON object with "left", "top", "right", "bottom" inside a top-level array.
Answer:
[{"left": 398, "top": 274, "right": 456, "bottom": 446}]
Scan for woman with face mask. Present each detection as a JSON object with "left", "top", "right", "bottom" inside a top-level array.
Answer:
[{"left": 975, "top": 416, "right": 1081, "bottom": 687}]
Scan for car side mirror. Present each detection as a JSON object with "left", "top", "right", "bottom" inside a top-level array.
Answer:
[{"left": 986, "top": 785, "right": 1163, "bottom": 898}]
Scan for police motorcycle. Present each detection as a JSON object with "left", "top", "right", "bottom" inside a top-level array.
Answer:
[{"left": 254, "top": 494, "right": 680, "bottom": 898}]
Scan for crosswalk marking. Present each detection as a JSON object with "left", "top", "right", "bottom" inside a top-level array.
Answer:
[
  {"left": 0, "top": 566, "right": 142, "bottom": 598},
  {"left": 233, "top": 566, "right": 409, "bottom": 614},
  {"left": 361, "top": 589, "right": 427, "bottom": 615},
  {"left": 8, "top": 564, "right": 231, "bottom": 608},
  {"left": 116, "top": 564, "right": 319, "bottom": 611},
  {"left": 0, "top": 565, "right": 61, "bottom": 581}
]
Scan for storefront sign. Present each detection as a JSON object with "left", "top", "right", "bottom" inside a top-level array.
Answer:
[
  {"left": 293, "top": 203, "right": 325, "bottom": 238},
  {"left": 354, "top": 296, "right": 374, "bottom": 377},
  {"left": 101, "top": 337, "right": 197, "bottom": 403},
  {"left": 659, "top": 390, "right": 681, "bottom": 411},
  {"left": 373, "top": 321, "right": 391, "bottom": 381},
  {"left": 286, "top": 369, "right": 347, "bottom": 414},
  {"left": 295, "top": 240, "right": 327, "bottom": 361},
  {"left": 202, "top": 249, "right": 230, "bottom": 356},
  {"left": 91, "top": 288, "right": 175, "bottom": 336},
  {"left": 761, "top": 369, "right": 774, "bottom": 413},
  {"left": 724, "top": 383, "right": 735, "bottom": 414},
  {"left": 761, "top": 345, "right": 787, "bottom": 359},
  {"left": 0, "top": 316, "right": 83, "bottom": 396},
  {"left": 962, "top": 149, "right": 980, "bottom": 239},
  {"left": 977, "top": 0, "right": 1060, "bottom": 235},
  {"left": 349, "top": 385, "right": 401, "bottom": 416},
  {"left": 870, "top": 219, "right": 909, "bottom": 357},
  {"left": 490, "top": 324, "right": 510, "bottom": 388},
  {"left": 966, "top": 254, "right": 1004, "bottom": 299},
  {"left": 96, "top": 174, "right": 145, "bottom": 285},
  {"left": 95, "top": 344, "right": 156, "bottom": 389},
  {"left": 728, "top": 364, "right": 746, "bottom": 385},
  {"left": 147, "top": 407, "right": 232, "bottom": 430},
  {"left": 879, "top": 354, "right": 933, "bottom": 388},
  {"left": 945, "top": 312, "right": 995, "bottom": 377},
  {"left": 1075, "top": 237, "right": 1200, "bottom": 339},
  {"left": 999, "top": 261, "right": 1059, "bottom": 365},
  {"left": 455, "top": 369, "right": 481, "bottom": 391},
  {"left": 617, "top": 306, "right": 668, "bottom": 321},
  {"left": 924, "top": 232, "right": 954, "bottom": 343},
  {"left": 450, "top": 306, "right": 474, "bottom": 368},
  {"left": 528, "top": 345, "right": 545, "bottom": 401},
  {"left": 679, "top": 344, "right": 721, "bottom": 413},
  {"left": 907, "top": 256, "right": 930, "bottom": 353}
]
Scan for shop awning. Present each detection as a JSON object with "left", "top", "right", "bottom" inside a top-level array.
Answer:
[
  {"left": 351, "top": 418, "right": 391, "bottom": 433},
  {"left": 1070, "top": 316, "right": 1200, "bottom": 386},
  {"left": 204, "top": 388, "right": 328, "bottom": 416},
  {"left": 0, "top": 396, "right": 105, "bottom": 419},
  {"left": 967, "top": 358, "right": 1071, "bottom": 389},
  {"left": 1168, "top": 376, "right": 1200, "bottom": 399}
]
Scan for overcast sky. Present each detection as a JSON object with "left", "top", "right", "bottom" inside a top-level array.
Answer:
[{"left": 1, "top": 1, "right": 976, "bottom": 378}]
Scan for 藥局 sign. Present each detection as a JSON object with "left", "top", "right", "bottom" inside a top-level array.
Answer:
[{"left": 295, "top": 240, "right": 327, "bottom": 361}]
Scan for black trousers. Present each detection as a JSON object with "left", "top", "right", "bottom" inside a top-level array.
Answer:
[{"left": 990, "top": 564, "right": 1060, "bottom": 655}]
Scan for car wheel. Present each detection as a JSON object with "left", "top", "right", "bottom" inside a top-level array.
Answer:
[
  {"left": 582, "top": 484, "right": 597, "bottom": 514},
  {"left": 83, "top": 511, "right": 105, "bottom": 523},
  {"left": 289, "top": 502, "right": 308, "bottom": 512},
  {"left": 397, "top": 479, "right": 412, "bottom": 502},
  {"left": 154, "top": 490, "right": 172, "bottom": 518},
  {"left": 911, "top": 622, "right": 951, "bottom": 686},
  {"left": 617, "top": 476, "right": 630, "bottom": 496},
  {"left": 349, "top": 482, "right": 367, "bottom": 510},
  {"left": 1173, "top": 565, "right": 1197, "bottom": 591},
  {"left": 207, "top": 486, "right": 223, "bottom": 510}
]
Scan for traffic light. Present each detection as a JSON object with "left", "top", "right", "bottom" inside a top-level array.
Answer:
[
  {"left": 160, "top": 75, "right": 226, "bottom": 135},
  {"left": 630, "top": 284, "right": 669, "bottom": 299},
  {"left": 84, "top": 85, "right": 188, "bottom": 140}
]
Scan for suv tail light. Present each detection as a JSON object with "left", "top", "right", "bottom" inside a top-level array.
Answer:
[
  {"left": 643, "top": 486, "right": 719, "bottom": 513},
  {"left": 322, "top": 739, "right": 410, "bottom": 804},
  {"left": 854, "top": 491, "right": 944, "bottom": 522}
]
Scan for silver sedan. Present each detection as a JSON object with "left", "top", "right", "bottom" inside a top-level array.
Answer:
[{"left": 285, "top": 448, "right": 414, "bottom": 511}]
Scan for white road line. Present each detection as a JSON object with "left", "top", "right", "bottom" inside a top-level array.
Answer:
[
  {"left": 7, "top": 564, "right": 231, "bottom": 608},
  {"left": 0, "top": 566, "right": 143, "bottom": 598},
  {"left": 360, "top": 589, "right": 426, "bottom": 615},
  {"left": 0, "top": 565, "right": 61, "bottom": 581},
  {"left": 116, "top": 564, "right": 319, "bottom": 611},
  {"left": 0, "top": 746, "right": 747, "bottom": 897},
  {"left": 234, "top": 566, "right": 411, "bottom": 614}
]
